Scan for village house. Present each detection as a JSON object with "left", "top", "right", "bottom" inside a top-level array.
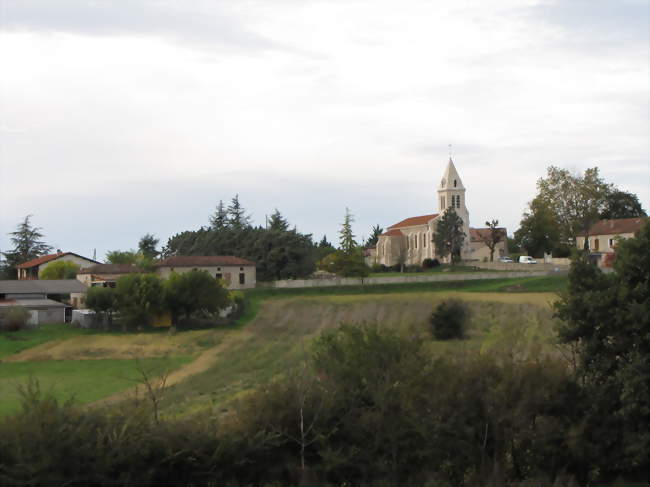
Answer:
[
  {"left": 576, "top": 217, "right": 648, "bottom": 268},
  {"left": 372, "top": 158, "right": 508, "bottom": 266},
  {"left": 76, "top": 263, "right": 141, "bottom": 287},
  {"left": 16, "top": 252, "right": 99, "bottom": 280},
  {"left": 154, "top": 256, "right": 256, "bottom": 289}
]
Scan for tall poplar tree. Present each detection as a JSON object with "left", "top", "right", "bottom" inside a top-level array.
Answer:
[{"left": 339, "top": 207, "right": 357, "bottom": 254}]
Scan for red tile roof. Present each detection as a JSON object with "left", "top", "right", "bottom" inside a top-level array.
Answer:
[
  {"left": 16, "top": 252, "right": 99, "bottom": 269},
  {"left": 388, "top": 214, "right": 439, "bottom": 229},
  {"left": 469, "top": 227, "right": 507, "bottom": 242},
  {"left": 380, "top": 228, "right": 405, "bottom": 237},
  {"left": 587, "top": 217, "right": 647, "bottom": 236},
  {"left": 155, "top": 256, "right": 256, "bottom": 267}
]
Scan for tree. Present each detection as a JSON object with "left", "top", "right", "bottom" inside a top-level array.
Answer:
[
  {"left": 514, "top": 196, "right": 561, "bottom": 257},
  {"left": 536, "top": 166, "right": 612, "bottom": 247},
  {"left": 317, "top": 249, "right": 369, "bottom": 277},
  {"left": 433, "top": 208, "right": 465, "bottom": 264},
  {"left": 268, "top": 209, "right": 289, "bottom": 232},
  {"left": 227, "top": 194, "right": 251, "bottom": 229},
  {"left": 2, "top": 215, "right": 52, "bottom": 278},
  {"left": 555, "top": 221, "right": 650, "bottom": 480},
  {"left": 105, "top": 250, "right": 139, "bottom": 265},
  {"left": 86, "top": 286, "right": 117, "bottom": 328},
  {"left": 114, "top": 273, "right": 165, "bottom": 329},
  {"left": 339, "top": 208, "right": 357, "bottom": 254},
  {"left": 479, "top": 220, "right": 504, "bottom": 262},
  {"left": 600, "top": 190, "right": 647, "bottom": 219},
  {"left": 164, "top": 270, "right": 230, "bottom": 325},
  {"left": 318, "top": 235, "right": 332, "bottom": 248},
  {"left": 430, "top": 299, "right": 470, "bottom": 339},
  {"left": 365, "top": 224, "right": 384, "bottom": 247},
  {"left": 40, "top": 261, "right": 80, "bottom": 280},
  {"left": 210, "top": 200, "right": 228, "bottom": 229},
  {"left": 138, "top": 234, "right": 159, "bottom": 260}
]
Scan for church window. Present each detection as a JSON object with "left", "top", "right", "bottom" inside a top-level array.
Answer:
[
  {"left": 454, "top": 179, "right": 457, "bottom": 187},
  {"left": 415, "top": 234, "right": 418, "bottom": 249}
]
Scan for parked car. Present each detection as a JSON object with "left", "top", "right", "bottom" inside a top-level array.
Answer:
[
  {"left": 499, "top": 256, "right": 514, "bottom": 263},
  {"left": 519, "top": 256, "right": 538, "bottom": 264}
]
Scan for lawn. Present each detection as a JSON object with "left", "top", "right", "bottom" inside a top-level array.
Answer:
[{"left": 0, "top": 356, "right": 192, "bottom": 415}]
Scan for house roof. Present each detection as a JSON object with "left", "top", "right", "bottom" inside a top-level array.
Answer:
[
  {"left": 78, "top": 264, "right": 141, "bottom": 275},
  {"left": 155, "top": 256, "right": 256, "bottom": 267},
  {"left": 388, "top": 214, "right": 439, "bottom": 229},
  {"left": 587, "top": 217, "right": 647, "bottom": 236},
  {"left": 0, "top": 298, "right": 67, "bottom": 309},
  {"left": 16, "top": 252, "right": 100, "bottom": 269},
  {"left": 380, "top": 228, "right": 405, "bottom": 237},
  {"left": 0, "top": 279, "right": 87, "bottom": 294},
  {"left": 469, "top": 227, "right": 507, "bottom": 242}
]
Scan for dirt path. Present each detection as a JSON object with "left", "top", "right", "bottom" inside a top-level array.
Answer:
[{"left": 89, "top": 329, "right": 253, "bottom": 408}]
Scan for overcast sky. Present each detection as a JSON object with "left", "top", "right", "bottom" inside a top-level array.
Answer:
[{"left": 1, "top": 0, "right": 648, "bottom": 260}]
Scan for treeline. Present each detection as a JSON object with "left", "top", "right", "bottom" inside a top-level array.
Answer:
[
  {"left": 1, "top": 223, "right": 648, "bottom": 486},
  {"left": 163, "top": 196, "right": 335, "bottom": 281}
]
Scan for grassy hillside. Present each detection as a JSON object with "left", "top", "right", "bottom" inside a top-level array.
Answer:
[{"left": 0, "top": 274, "right": 567, "bottom": 417}]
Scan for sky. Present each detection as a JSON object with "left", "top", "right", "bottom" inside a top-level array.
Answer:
[{"left": 1, "top": 0, "right": 648, "bottom": 260}]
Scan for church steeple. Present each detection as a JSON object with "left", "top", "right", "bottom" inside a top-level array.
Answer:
[{"left": 439, "top": 158, "right": 465, "bottom": 191}]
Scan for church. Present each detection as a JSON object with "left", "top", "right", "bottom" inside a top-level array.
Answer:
[{"left": 370, "top": 158, "right": 508, "bottom": 266}]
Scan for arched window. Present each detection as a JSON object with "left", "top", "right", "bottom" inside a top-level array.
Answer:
[
  {"left": 454, "top": 179, "right": 457, "bottom": 187},
  {"left": 594, "top": 238, "right": 600, "bottom": 251},
  {"left": 415, "top": 234, "right": 418, "bottom": 249}
]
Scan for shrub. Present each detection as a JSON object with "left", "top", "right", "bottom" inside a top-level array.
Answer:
[
  {"left": 430, "top": 299, "right": 470, "bottom": 340},
  {"left": 370, "top": 263, "right": 383, "bottom": 273},
  {"left": 0, "top": 306, "right": 30, "bottom": 331},
  {"left": 422, "top": 258, "right": 440, "bottom": 269}
]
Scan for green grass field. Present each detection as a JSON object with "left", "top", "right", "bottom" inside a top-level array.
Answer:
[
  {"left": 0, "top": 356, "right": 191, "bottom": 415},
  {"left": 0, "top": 274, "right": 568, "bottom": 418}
]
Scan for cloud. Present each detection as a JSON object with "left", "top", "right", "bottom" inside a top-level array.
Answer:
[{"left": 0, "top": 0, "right": 291, "bottom": 52}]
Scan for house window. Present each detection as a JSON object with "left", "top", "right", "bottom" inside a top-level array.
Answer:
[
  {"left": 594, "top": 238, "right": 599, "bottom": 251},
  {"left": 217, "top": 267, "right": 221, "bottom": 271},
  {"left": 239, "top": 273, "right": 245, "bottom": 285},
  {"left": 240, "top": 267, "right": 244, "bottom": 271},
  {"left": 216, "top": 273, "right": 223, "bottom": 280},
  {"left": 608, "top": 238, "right": 614, "bottom": 248}
]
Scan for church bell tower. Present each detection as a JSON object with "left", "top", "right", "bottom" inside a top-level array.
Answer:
[{"left": 437, "top": 158, "right": 471, "bottom": 255}]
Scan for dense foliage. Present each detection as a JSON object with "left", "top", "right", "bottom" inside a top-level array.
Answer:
[
  {"left": 164, "top": 270, "right": 230, "bottom": 324},
  {"left": 430, "top": 299, "right": 470, "bottom": 339},
  {"left": 39, "top": 260, "right": 80, "bottom": 280},
  {"left": 555, "top": 221, "right": 650, "bottom": 480}
]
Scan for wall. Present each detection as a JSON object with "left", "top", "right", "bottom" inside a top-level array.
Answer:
[
  {"left": 471, "top": 262, "right": 569, "bottom": 271},
  {"left": 36, "top": 307, "right": 65, "bottom": 324},
  {"left": 468, "top": 240, "right": 508, "bottom": 262},
  {"left": 269, "top": 270, "right": 555, "bottom": 289},
  {"left": 576, "top": 232, "right": 634, "bottom": 253},
  {"left": 156, "top": 265, "right": 256, "bottom": 289}
]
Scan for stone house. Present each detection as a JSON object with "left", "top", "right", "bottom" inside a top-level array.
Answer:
[
  {"left": 154, "top": 256, "right": 256, "bottom": 289},
  {"left": 77, "top": 263, "right": 141, "bottom": 287},
  {"left": 575, "top": 217, "right": 647, "bottom": 267},
  {"left": 16, "top": 252, "right": 99, "bottom": 280},
  {"left": 374, "top": 158, "right": 507, "bottom": 266}
]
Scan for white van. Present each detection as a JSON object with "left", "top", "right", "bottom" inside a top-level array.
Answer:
[{"left": 519, "top": 256, "right": 538, "bottom": 264}]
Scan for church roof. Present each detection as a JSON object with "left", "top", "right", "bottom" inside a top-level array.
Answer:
[
  {"left": 380, "top": 228, "right": 405, "bottom": 237},
  {"left": 388, "top": 214, "right": 438, "bottom": 229},
  {"left": 439, "top": 158, "right": 465, "bottom": 191}
]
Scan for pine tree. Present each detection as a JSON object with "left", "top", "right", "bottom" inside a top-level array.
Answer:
[
  {"left": 2, "top": 215, "right": 52, "bottom": 277},
  {"left": 339, "top": 208, "right": 357, "bottom": 254},
  {"left": 319, "top": 235, "right": 332, "bottom": 248},
  {"left": 268, "top": 209, "right": 289, "bottom": 231},
  {"left": 365, "top": 224, "right": 384, "bottom": 247},
  {"left": 432, "top": 208, "right": 465, "bottom": 264},
  {"left": 227, "top": 195, "right": 251, "bottom": 229},
  {"left": 210, "top": 200, "right": 228, "bottom": 229}
]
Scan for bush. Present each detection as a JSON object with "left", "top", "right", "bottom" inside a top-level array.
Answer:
[
  {"left": 430, "top": 299, "right": 470, "bottom": 340},
  {"left": 0, "top": 306, "right": 30, "bottom": 331},
  {"left": 422, "top": 258, "right": 440, "bottom": 268}
]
